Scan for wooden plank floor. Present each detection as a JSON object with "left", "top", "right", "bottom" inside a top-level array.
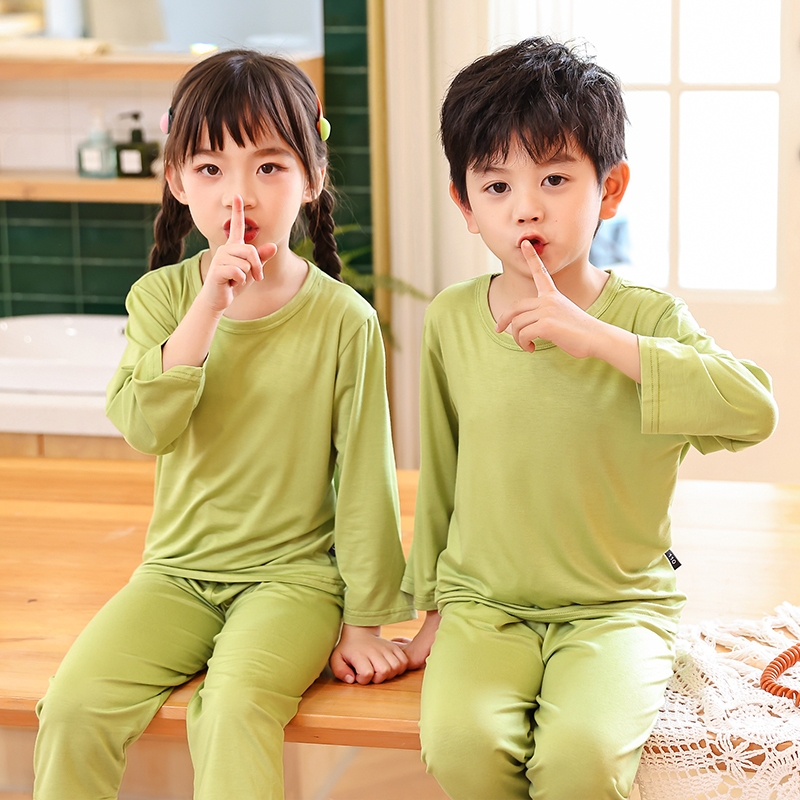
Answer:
[
  {"left": 2, "top": 458, "right": 799, "bottom": 799},
  {"left": 667, "top": 479, "right": 800, "bottom": 624}
]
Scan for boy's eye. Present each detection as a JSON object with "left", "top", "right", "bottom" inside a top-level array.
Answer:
[
  {"left": 544, "top": 175, "right": 565, "bottom": 187},
  {"left": 487, "top": 182, "right": 509, "bottom": 195}
]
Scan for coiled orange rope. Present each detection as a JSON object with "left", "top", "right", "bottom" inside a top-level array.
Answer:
[{"left": 760, "top": 643, "right": 800, "bottom": 707}]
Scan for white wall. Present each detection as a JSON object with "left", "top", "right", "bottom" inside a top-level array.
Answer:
[
  {"left": 0, "top": 79, "right": 170, "bottom": 171},
  {"left": 127, "top": 0, "right": 323, "bottom": 54},
  {"left": 1, "top": 0, "right": 324, "bottom": 171}
]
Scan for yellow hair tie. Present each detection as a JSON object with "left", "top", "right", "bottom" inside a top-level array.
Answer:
[{"left": 316, "top": 96, "right": 331, "bottom": 141}]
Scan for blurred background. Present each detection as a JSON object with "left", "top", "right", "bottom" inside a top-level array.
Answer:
[{"left": 0, "top": 0, "right": 796, "bottom": 482}]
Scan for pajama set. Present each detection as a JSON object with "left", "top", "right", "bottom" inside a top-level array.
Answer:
[
  {"left": 33, "top": 254, "right": 413, "bottom": 800},
  {"left": 402, "top": 270, "right": 777, "bottom": 800}
]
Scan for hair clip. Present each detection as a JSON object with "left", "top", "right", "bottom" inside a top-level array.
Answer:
[
  {"left": 159, "top": 107, "right": 173, "bottom": 135},
  {"left": 316, "top": 96, "right": 331, "bottom": 142}
]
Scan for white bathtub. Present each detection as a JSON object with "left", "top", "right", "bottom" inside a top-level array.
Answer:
[{"left": 0, "top": 314, "right": 128, "bottom": 436}]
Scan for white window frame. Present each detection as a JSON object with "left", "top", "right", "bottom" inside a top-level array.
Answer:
[{"left": 625, "top": 1, "right": 787, "bottom": 305}]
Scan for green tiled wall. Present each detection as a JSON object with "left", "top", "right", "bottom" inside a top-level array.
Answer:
[
  {"left": 0, "top": 201, "right": 153, "bottom": 317},
  {"left": 323, "top": 0, "right": 372, "bottom": 271},
  {"left": 0, "top": 0, "right": 372, "bottom": 318},
  {"left": 0, "top": 200, "right": 206, "bottom": 317}
]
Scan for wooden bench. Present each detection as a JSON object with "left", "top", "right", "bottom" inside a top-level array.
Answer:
[
  {"left": 2, "top": 457, "right": 799, "bottom": 794},
  {"left": 0, "top": 458, "right": 424, "bottom": 750}
]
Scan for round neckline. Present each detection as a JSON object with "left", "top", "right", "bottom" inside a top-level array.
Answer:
[
  {"left": 475, "top": 270, "right": 621, "bottom": 351},
  {"left": 188, "top": 252, "right": 321, "bottom": 333}
]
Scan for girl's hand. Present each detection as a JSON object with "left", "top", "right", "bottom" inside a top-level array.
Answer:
[
  {"left": 330, "top": 624, "right": 410, "bottom": 685},
  {"left": 200, "top": 194, "right": 277, "bottom": 314}
]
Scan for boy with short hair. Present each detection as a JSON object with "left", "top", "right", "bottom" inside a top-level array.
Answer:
[{"left": 401, "top": 37, "right": 778, "bottom": 800}]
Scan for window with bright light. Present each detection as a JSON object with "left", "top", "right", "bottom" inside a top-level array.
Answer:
[{"left": 490, "top": 0, "right": 783, "bottom": 292}]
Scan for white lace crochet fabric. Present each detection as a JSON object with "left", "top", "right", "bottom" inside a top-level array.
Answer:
[{"left": 636, "top": 603, "right": 800, "bottom": 800}]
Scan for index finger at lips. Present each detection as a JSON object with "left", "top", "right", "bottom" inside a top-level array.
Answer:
[
  {"left": 227, "top": 194, "right": 245, "bottom": 244},
  {"left": 521, "top": 239, "right": 556, "bottom": 294}
]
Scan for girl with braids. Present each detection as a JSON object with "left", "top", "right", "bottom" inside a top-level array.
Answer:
[{"left": 33, "top": 49, "right": 413, "bottom": 800}]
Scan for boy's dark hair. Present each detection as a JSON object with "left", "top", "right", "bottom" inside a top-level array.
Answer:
[
  {"left": 150, "top": 49, "right": 341, "bottom": 280},
  {"left": 441, "top": 37, "right": 628, "bottom": 206}
]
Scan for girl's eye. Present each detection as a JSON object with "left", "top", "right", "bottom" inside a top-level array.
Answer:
[
  {"left": 259, "top": 163, "right": 281, "bottom": 175},
  {"left": 487, "top": 182, "right": 509, "bottom": 195},
  {"left": 198, "top": 164, "right": 220, "bottom": 176},
  {"left": 544, "top": 175, "right": 565, "bottom": 187}
]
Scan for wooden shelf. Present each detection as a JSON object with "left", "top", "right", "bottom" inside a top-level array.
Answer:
[
  {"left": 0, "top": 52, "right": 198, "bottom": 81},
  {"left": 0, "top": 51, "right": 323, "bottom": 204},
  {"left": 0, "top": 170, "right": 161, "bottom": 203},
  {"left": 0, "top": 52, "right": 323, "bottom": 86}
]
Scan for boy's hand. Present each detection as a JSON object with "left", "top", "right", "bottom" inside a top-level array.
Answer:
[
  {"left": 496, "top": 240, "right": 642, "bottom": 381},
  {"left": 200, "top": 194, "right": 277, "bottom": 314},
  {"left": 395, "top": 609, "right": 441, "bottom": 670},
  {"left": 330, "top": 624, "right": 410, "bottom": 685},
  {"left": 494, "top": 240, "right": 599, "bottom": 358}
]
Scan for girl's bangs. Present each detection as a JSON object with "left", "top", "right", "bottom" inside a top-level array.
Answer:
[
  {"left": 177, "top": 83, "right": 298, "bottom": 161},
  {"left": 202, "top": 90, "right": 282, "bottom": 152}
]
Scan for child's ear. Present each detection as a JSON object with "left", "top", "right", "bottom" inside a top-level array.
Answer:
[
  {"left": 599, "top": 161, "right": 630, "bottom": 221},
  {"left": 165, "top": 165, "right": 188, "bottom": 206},
  {"left": 449, "top": 181, "right": 480, "bottom": 235},
  {"left": 303, "top": 167, "right": 326, "bottom": 204}
]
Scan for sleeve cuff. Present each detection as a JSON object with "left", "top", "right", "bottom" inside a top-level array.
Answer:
[
  {"left": 638, "top": 335, "right": 659, "bottom": 435},
  {"left": 342, "top": 604, "right": 417, "bottom": 626},
  {"left": 400, "top": 578, "right": 438, "bottom": 612}
]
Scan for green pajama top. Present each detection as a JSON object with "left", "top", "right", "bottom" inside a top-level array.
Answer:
[
  {"left": 106, "top": 253, "right": 413, "bottom": 627},
  {"left": 402, "top": 271, "right": 778, "bottom": 623}
]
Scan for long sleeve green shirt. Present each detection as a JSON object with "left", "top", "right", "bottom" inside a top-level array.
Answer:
[
  {"left": 402, "top": 271, "right": 778, "bottom": 623},
  {"left": 107, "top": 254, "right": 413, "bottom": 626}
]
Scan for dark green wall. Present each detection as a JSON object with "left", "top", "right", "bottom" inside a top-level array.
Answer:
[
  {"left": 0, "top": 201, "right": 157, "bottom": 316},
  {"left": 323, "top": 0, "right": 372, "bottom": 273},
  {"left": 0, "top": 0, "right": 371, "bottom": 318}
]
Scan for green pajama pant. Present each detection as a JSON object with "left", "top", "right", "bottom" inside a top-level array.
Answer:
[
  {"left": 33, "top": 572, "right": 343, "bottom": 800},
  {"left": 419, "top": 601, "right": 679, "bottom": 800}
]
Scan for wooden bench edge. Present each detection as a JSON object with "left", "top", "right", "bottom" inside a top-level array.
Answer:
[{"left": 0, "top": 704, "right": 423, "bottom": 750}]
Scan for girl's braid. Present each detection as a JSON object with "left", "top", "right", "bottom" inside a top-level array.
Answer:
[
  {"left": 149, "top": 184, "right": 195, "bottom": 271},
  {"left": 304, "top": 188, "right": 342, "bottom": 281}
]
